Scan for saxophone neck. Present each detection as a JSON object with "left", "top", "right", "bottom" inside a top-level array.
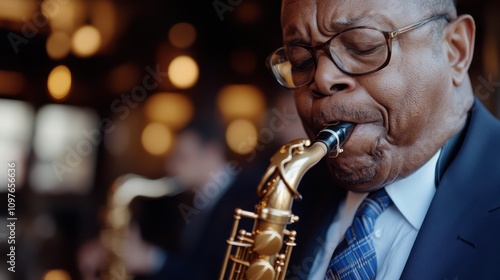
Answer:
[
  {"left": 255, "top": 139, "right": 328, "bottom": 217},
  {"left": 278, "top": 140, "right": 329, "bottom": 195},
  {"left": 257, "top": 121, "right": 355, "bottom": 204}
]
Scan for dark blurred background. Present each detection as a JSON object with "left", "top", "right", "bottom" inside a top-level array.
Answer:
[{"left": 0, "top": 0, "right": 498, "bottom": 279}]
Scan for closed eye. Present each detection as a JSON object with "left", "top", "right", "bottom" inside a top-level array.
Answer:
[
  {"left": 291, "top": 57, "right": 315, "bottom": 72},
  {"left": 344, "top": 42, "right": 385, "bottom": 56}
]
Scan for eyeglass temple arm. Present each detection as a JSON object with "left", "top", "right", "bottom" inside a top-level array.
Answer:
[{"left": 388, "top": 15, "right": 450, "bottom": 39}]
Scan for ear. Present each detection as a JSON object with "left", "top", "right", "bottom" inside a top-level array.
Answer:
[{"left": 443, "top": 15, "right": 476, "bottom": 87}]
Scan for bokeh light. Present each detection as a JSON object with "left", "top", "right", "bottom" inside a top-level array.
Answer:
[
  {"left": 43, "top": 269, "right": 71, "bottom": 280},
  {"left": 0, "top": 99, "right": 33, "bottom": 191},
  {"left": 217, "top": 84, "right": 266, "bottom": 121},
  {"left": 72, "top": 25, "right": 102, "bottom": 57},
  {"left": 42, "top": 0, "right": 86, "bottom": 33},
  {"left": 46, "top": 31, "right": 71, "bottom": 60},
  {"left": 107, "top": 63, "right": 140, "bottom": 94},
  {"left": 0, "top": 70, "right": 25, "bottom": 95},
  {"left": 167, "top": 56, "right": 199, "bottom": 89},
  {"left": 225, "top": 119, "right": 258, "bottom": 155},
  {"left": 168, "top": 22, "right": 197, "bottom": 48},
  {"left": 144, "top": 93, "right": 194, "bottom": 129},
  {"left": 47, "top": 65, "right": 72, "bottom": 100},
  {"left": 0, "top": 0, "right": 37, "bottom": 22},
  {"left": 30, "top": 104, "right": 98, "bottom": 194},
  {"left": 141, "top": 122, "right": 174, "bottom": 156},
  {"left": 91, "top": 0, "right": 117, "bottom": 50},
  {"left": 234, "top": 1, "right": 262, "bottom": 24}
]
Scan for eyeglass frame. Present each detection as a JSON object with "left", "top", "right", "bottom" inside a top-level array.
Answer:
[{"left": 266, "top": 14, "right": 451, "bottom": 89}]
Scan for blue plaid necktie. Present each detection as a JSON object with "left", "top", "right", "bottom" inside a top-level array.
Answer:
[{"left": 325, "top": 188, "right": 393, "bottom": 280}]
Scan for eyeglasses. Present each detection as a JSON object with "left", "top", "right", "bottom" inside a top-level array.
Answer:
[{"left": 266, "top": 15, "right": 449, "bottom": 89}]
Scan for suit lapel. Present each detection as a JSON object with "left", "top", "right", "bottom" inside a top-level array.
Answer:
[{"left": 400, "top": 101, "right": 500, "bottom": 279}]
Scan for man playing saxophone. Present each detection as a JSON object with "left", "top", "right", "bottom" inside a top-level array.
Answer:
[{"left": 265, "top": 0, "right": 500, "bottom": 279}]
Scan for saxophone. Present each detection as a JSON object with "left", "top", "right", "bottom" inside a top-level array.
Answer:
[{"left": 219, "top": 122, "right": 354, "bottom": 280}]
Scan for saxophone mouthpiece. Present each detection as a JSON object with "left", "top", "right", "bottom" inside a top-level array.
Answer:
[{"left": 315, "top": 122, "right": 355, "bottom": 158}]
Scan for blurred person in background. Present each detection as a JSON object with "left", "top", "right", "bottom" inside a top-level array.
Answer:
[{"left": 78, "top": 117, "right": 262, "bottom": 279}]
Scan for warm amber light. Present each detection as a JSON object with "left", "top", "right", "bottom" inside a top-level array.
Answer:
[
  {"left": 234, "top": 1, "right": 262, "bottom": 24},
  {"left": 43, "top": 269, "right": 71, "bottom": 280},
  {"left": 108, "top": 63, "right": 140, "bottom": 93},
  {"left": 0, "top": 0, "right": 37, "bottom": 22},
  {"left": 168, "top": 56, "right": 199, "bottom": 89},
  {"left": 217, "top": 84, "right": 266, "bottom": 121},
  {"left": 91, "top": 0, "right": 117, "bottom": 50},
  {"left": 169, "top": 22, "right": 197, "bottom": 48},
  {"left": 46, "top": 31, "right": 71, "bottom": 60},
  {"left": 0, "top": 70, "right": 25, "bottom": 95},
  {"left": 72, "top": 25, "right": 102, "bottom": 57},
  {"left": 141, "top": 123, "right": 173, "bottom": 156},
  {"left": 47, "top": 65, "right": 71, "bottom": 100},
  {"left": 43, "top": 0, "right": 86, "bottom": 33},
  {"left": 483, "top": 37, "right": 499, "bottom": 79},
  {"left": 226, "top": 119, "right": 258, "bottom": 155},
  {"left": 144, "top": 93, "right": 194, "bottom": 129}
]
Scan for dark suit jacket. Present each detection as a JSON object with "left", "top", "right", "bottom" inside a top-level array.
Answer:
[{"left": 400, "top": 100, "right": 500, "bottom": 279}]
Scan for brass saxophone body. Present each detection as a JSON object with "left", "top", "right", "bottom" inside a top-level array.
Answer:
[{"left": 219, "top": 122, "right": 354, "bottom": 280}]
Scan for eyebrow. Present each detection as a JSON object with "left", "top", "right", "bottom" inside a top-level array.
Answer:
[
  {"left": 283, "top": 26, "right": 308, "bottom": 45},
  {"left": 332, "top": 14, "right": 393, "bottom": 30},
  {"left": 283, "top": 13, "right": 394, "bottom": 46},
  {"left": 334, "top": 15, "right": 366, "bottom": 28}
]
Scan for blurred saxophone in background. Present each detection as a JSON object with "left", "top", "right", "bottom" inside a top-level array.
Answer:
[
  {"left": 100, "top": 174, "right": 182, "bottom": 280},
  {"left": 219, "top": 122, "right": 354, "bottom": 280}
]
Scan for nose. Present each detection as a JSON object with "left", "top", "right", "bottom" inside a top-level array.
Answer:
[{"left": 309, "top": 53, "right": 356, "bottom": 96}]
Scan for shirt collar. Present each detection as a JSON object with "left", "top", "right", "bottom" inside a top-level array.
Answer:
[{"left": 385, "top": 150, "right": 441, "bottom": 230}]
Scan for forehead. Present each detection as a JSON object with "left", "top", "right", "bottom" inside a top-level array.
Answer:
[{"left": 281, "top": 0, "right": 420, "bottom": 43}]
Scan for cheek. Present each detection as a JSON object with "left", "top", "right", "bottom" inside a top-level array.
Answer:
[{"left": 366, "top": 55, "right": 446, "bottom": 144}]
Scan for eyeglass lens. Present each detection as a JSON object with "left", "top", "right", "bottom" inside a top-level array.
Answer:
[{"left": 270, "top": 27, "right": 389, "bottom": 88}]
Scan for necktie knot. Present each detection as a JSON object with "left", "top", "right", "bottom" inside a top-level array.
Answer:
[
  {"left": 355, "top": 189, "right": 393, "bottom": 229},
  {"left": 325, "top": 188, "right": 393, "bottom": 280}
]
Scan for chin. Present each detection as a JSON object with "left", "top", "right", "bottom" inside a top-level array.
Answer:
[{"left": 327, "top": 154, "right": 385, "bottom": 193}]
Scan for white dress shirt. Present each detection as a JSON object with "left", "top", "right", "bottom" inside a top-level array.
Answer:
[{"left": 308, "top": 150, "right": 441, "bottom": 280}]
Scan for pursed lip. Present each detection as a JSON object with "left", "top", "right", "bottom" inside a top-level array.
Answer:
[
  {"left": 314, "top": 119, "right": 359, "bottom": 136},
  {"left": 309, "top": 102, "right": 388, "bottom": 141},
  {"left": 312, "top": 112, "right": 385, "bottom": 137},
  {"left": 312, "top": 119, "right": 381, "bottom": 152}
]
